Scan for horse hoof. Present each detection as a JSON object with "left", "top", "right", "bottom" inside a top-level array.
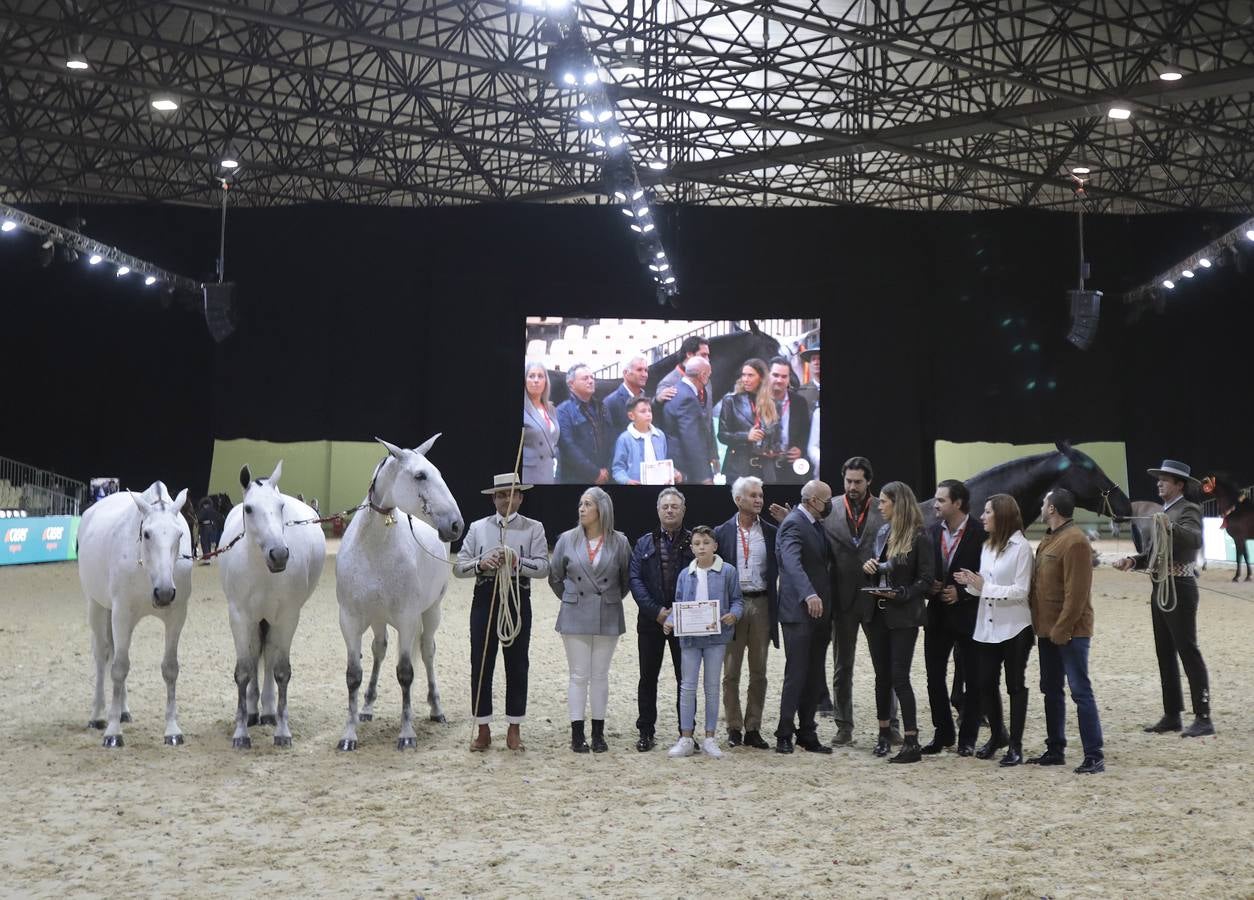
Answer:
[
  {"left": 429, "top": 714, "right": 447, "bottom": 724},
  {"left": 246, "top": 714, "right": 260, "bottom": 727},
  {"left": 232, "top": 736, "right": 252, "bottom": 750},
  {"left": 87, "top": 719, "right": 106, "bottom": 730},
  {"left": 273, "top": 735, "right": 292, "bottom": 748},
  {"left": 397, "top": 737, "right": 417, "bottom": 751},
  {"left": 336, "top": 739, "right": 357, "bottom": 752},
  {"left": 358, "top": 713, "right": 373, "bottom": 722},
  {"left": 164, "top": 734, "right": 184, "bottom": 746},
  {"left": 120, "top": 712, "right": 132, "bottom": 723},
  {"left": 259, "top": 714, "right": 277, "bottom": 726},
  {"left": 102, "top": 735, "right": 123, "bottom": 748}
]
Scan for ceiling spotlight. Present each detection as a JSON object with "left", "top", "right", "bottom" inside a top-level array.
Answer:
[
  {"left": 610, "top": 39, "right": 646, "bottom": 79},
  {"left": 0, "top": 220, "right": 16, "bottom": 232},
  {"left": 1182, "top": 269, "right": 1194, "bottom": 278},
  {"left": 150, "top": 94, "right": 179, "bottom": 112},
  {"left": 1070, "top": 165, "right": 1092, "bottom": 176},
  {"left": 1199, "top": 258, "right": 1212, "bottom": 268},
  {"left": 621, "top": 207, "right": 635, "bottom": 217},
  {"left": 144, "top": 275, "right": 157, "bottom": 286},
  {"left": 1159, "top": 69, "right": 1183, "bottom": 82},
  {"left": 631, "top": 222, "right": 656, "bottom": 234},
  {"left": 65, "top": 53, "right": 89, "bottom": 71},
  {"left": 583, "top": 70, "right": 599, "bottom": 86},
  {"left": 116, "top": 266, "right": 130, "bottom": 277},
  {"left": 663, "top": 275, "right": 676, "bottom": 284},
  {"left": 1107, "top": 105, "right": 1132, "bottom": 120},
  {"left": 220, "top": 155, "right": 240, "bottom": 169},
  {"left": 1162, "top": 279, "right": 1175, "bottom": 289},
  {"left": 645, "top": 158, "right": 668, "bottom": 171},
  {"left": 88, "top": 254, "right": 102, "bottom": 265},
  {"left": 38, "top": 240, "right": 54, "bottom": 268},
  {"left": 606, "top": 134, "right": 625, "bottom": 149},
  {"left": 655, "top": 251, "right": 665, "bottom": 259},
  {"left": 1246, "top": 229, "right": 1254, "bottom": 241}
]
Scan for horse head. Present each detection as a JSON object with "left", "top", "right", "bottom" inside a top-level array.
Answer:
[
  {"left": 373, "top": 435, "right": 465, "bottom": 542},
  {"left": 1051, "top": 441, "right": 1133, "bottom": 520},
  {"left": 129, "top": 484, "right": 189, "bottom": 608},
  {"left": 1201, "top": 473, "right": 1243, "bottom": 512},
  {"left": 238, "top": 461, "right": 291, "bottom": 573}
]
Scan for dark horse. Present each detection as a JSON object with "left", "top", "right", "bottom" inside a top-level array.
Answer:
[
  {"left": 1202, "top": 474, "right": 1252, "bottom": 581},
  {"left": 546, "top": 321, "right": 784, "bottom": 406},
  {"left": 921, "top": 441, "right": 1133, "bottom": 527}
]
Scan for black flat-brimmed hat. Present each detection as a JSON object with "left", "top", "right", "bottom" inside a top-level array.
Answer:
[{"left": 1146, "top": 459, "right": 1201, "bottom": 488}]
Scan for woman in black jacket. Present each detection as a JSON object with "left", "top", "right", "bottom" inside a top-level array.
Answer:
[
  {"left": 862, "top": 481, "right": 934, "bottom": 763},
  {"left": 717, "top": 358, "right": 781, "bottom": 482}
]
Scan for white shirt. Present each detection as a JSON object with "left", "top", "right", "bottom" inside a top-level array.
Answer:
[
  {"left": 629, "top": 424, "right": 661, "bottom": 464},
  {"left": 967, "top": 530, "right": 1034, "bottom": 644},
  {"left": 1163, "top": 494, "right": 1183, "bottom": 513},
  {"left": 734, "top": 516, "right": 767, "bottom": 592},
  {"left": 694, "top": 564, "right": 710, "bottom": 602}
]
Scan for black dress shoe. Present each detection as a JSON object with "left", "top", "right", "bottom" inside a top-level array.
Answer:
[
  {"left": 743, "top": 730, "right": 770, "bottom": 750},
  {"left": 975, "top": 733, "right": 1010, "bottom": 760},
  {"left": 873, "top": 729, "right": 892, "bottom": 758},
  {"left": 1074, "top": 756, "right": 1105, "bottom": 774},
  {"left": 831, "top": 727, "right": 853, "bottom": 746},
  {"left": 1143, "top": 715, "right": 1182, "bottom": 734},
  {"left": 888, "top": 737, "right": 922, "bottom": 764},
  {"left": 635, "top": 732, "right": 656, "bottom": 752},
  {"left": 920, "top": 736, "right": 953, "bottom": 755},
  {"left": 1181, "top": 716, "right": 1216, "bottom": 738},
  {"left": 956, "top": 744, "right": 975, "bottom": 757},
  {"left": 797, "top": 737, "right": 833, "bottom": 754},
  {"left": 998, "top": 747, "right": 1023, "bottom": 767},
  {"left": 1027, "top": 749, "right": 1066, "bottom": 766},
  {"left": 775, "top": 736, "right": 794, "bottom": 754},
  {"left": 728, "top": 728, "right": 743, "bottom": 747}
]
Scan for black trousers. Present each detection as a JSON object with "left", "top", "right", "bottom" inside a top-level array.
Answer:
[
  {"left": 776, "top": 616, "right": 830, "bottom": 741},
  {"left": 469, "top": 579, "right": 532, "bottom": 721},
  {"left": 636, "top": 615, "right": 682, "bottom": 735},
  {"left": 863, "top": 612, "right": 919, "bottom": 733},
  {"left": 975, "top": 626, "right": 1033, "bottom": 747},
  {"left": 1152, "top": 577, "right": 1211, "bottom": 718},
  {"left": 924, "top": 614, "right": 979, "bottom": 746}
]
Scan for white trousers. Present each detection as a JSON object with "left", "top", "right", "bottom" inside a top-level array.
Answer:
[{"left": 561, "top": 634, "right": 619, "bottom": 721}]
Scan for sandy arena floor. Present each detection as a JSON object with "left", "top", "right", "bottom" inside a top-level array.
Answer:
[{"left": 0, "top": 542, "right": 1251, "bottom": 898}]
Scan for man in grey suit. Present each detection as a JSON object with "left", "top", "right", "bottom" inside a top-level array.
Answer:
[
  {"left": 822, "top": 456, "right": 899, "bottom": 745},
  {"left": 773, "top": 479, "right": 835, "bottom": 754}
]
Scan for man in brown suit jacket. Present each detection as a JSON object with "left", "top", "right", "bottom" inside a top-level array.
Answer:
[
  {"left": 1114, "top": 459, "right": 1214, "bottom": 738},
  {"left": 1027, "top": 488, "right": 1105, "bottom": 774}
]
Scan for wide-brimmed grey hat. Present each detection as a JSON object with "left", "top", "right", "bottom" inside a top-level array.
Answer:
[
  {"left": 1147, "top": 459, "right": 1200, "bottom": 488},
  {"left": 481, "top": 472, "right": 533, "bottom": 494},
  {"left": 798, "top": 342, "right": 821, "bottom": 361}
]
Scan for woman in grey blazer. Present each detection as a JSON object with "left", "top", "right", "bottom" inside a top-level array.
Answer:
[
  {"left": 549, "top": 486, "right": 631, "bottom": 753},
  {"left": 523, "top": 361, "right": 559, "bottom": 485}
]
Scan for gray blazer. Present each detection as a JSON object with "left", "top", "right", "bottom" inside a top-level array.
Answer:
[
  {"left": 522, "top": 400, "right": 560, "bottom": 485},
  {"left": 775, "top": 507, "right": 832, "bottom": 625},
  {"left": 549, "top": 527, "right": 631, "bottom": 636},
  {"left": 824, "top": 493, "right": 884, "bottom": 613}
]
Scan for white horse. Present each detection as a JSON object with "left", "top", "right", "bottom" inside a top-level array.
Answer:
[
  {"left": 78, "top": 481, "right": 192, "bottom": 747},
  {"left": 335, "top": 436, "right": 464, "bottom": 751},
  {"left": 219, "top": 461, "right": 326, "bottom": 749}
]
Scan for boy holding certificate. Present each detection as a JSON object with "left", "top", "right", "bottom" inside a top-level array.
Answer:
[
  {"left": 663, "top": 526, "right": 743, "bottom": 758},
  {"left": 611, "top": 396, "right": 678, "bottom": 485}
]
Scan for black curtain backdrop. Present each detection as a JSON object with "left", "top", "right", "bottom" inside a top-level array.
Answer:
[{"left": 5, "top": 202, "right": 1249, "bottom": 539}]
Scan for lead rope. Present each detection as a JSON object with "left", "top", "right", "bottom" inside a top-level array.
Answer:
[{"left": 1148, "top": 511, "right": 1178, "bottom": 613}]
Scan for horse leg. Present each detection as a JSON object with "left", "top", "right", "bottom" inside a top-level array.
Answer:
[
  {"left": 230, "top": 619, "right": 261, "bottom": 749},
  {"left": 395, "top": 619, "right": 419, "bottom": 750},
  {"left": 87, "top": 599, "right": 111, "bottom": 729},
  {"left": 419, "top": 602, "right": 446, "bottom": 723},
  {"left": 161, "top": 604, "right": 188, "bottom": 745},
  {"left": 360, "top": 625, "right": 388, "bottom": 722},
  {"left": 103, "top": 605, "right": 135, "bottom": 747},
  {"left": 267, "top": 613, "right": 299, "bottom": 747},
  {"left": 336, "top": 607, "right": 365, "bottom": 751},
  {"left": 258, "top": 622, "right": 278, "bottom": 727}
]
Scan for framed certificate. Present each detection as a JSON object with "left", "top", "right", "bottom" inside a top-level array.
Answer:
[
  {"left": 642, "top": 459, "right": 675, "bottom": 486},
  {"left": 673, "top": 599, "right": 721, "bottom": 637}
]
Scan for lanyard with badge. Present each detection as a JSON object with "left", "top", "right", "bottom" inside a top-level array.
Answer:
[{"left": 845, "top": 494, "right": 868, "bottom": 548}]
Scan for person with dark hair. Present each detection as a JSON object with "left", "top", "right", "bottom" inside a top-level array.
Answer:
[
  {"left": 611, "top": 396, "right": 672, "bottom": 485},
  {"left": 628, "top": 487, "right": 693, "bottom": 751},
  {"left": 654, "top": 335, "right": 710, "bottom": 405},
  {"left": 821, "top": 456, "right": 899, "bottom": 745},
  {"left": 1114, "top": 460, "right": 1214, "bottom": 738},
  {"left": 955, "top": 493, "right": 1034, "bottom": 766},
  {"left": 1027, "top": 488, "right": 1105, "bottom": 774},
  {"left": 718, "top": 358, "right": 781, "bottom": 483},
  {"left": 766, "top": 358, "right": 812, "bottom": 485},
  {"left": 921, "top": 478, "right": 988, "bottom": 756},
  {"left": 195, "top": 496, "right": 223, "bottom": 565},
  {"left": 556, "top": 364, "right": 611, "bottom": 485},
  {"left": 861, "top": 481, "right": 934, "bottom": 763}
]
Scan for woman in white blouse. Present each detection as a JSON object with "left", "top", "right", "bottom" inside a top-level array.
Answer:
[{"left": 953, "top": 493, "right": 1034, "bottom": 767}]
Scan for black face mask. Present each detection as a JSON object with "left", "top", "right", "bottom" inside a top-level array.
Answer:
[{"left": 818, "top": 499, "right": 834, "bottom": 519}]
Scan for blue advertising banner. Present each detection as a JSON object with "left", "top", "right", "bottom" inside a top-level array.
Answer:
[{"left": 1, "top": 515, "right": 80, "bottom": 566}]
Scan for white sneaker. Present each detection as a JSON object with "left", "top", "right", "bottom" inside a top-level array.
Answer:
[
  {"left": 701, "top": 737, "right": 724, "bottom": 759},
  {"left": 667, "top": 736, "right": 695, "bottom": 758}
]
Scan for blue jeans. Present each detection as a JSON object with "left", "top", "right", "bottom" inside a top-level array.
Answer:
[
  {"left": 680, "top": 645, "right": 726, "bottom": 734},
  {"left": 1037, "top": 637, "right": 1104, "bottom": 760}
]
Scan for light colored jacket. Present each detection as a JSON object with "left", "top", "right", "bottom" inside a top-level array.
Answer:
[
  {"left": 522, "top": 400, "right": 559, "bottom": 485},
  {"left": 549, "top": 527, "right": 631, "bottom": 636},
  {"left": 966, "top": 530, "right": 1033, "bottom": 644},
  {"left": 611, "top": 427, "right": 669, "bottom": 484},
  {"left": 453, "top": 512, "right": 549, "bottom": 581},
  {"left": 668, "top": 555, "right": 744, "bottom": 649}
]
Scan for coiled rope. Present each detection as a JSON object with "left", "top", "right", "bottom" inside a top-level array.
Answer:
[{"left": 1147, "top": 511, "right": 1178, "bottom": 613}]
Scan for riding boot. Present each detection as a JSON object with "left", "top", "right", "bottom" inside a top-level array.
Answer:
[
  {"left": 570, "top": 720, "right": 590, "bottom": 753},
  {"left": 873, "top": 726, "right": 892, "bottom": 757},
  {"left": 590, "top": 718, "right": 609, "bottom": 753}
]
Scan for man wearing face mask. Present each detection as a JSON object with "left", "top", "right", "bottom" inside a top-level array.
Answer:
[{"left": 773, "top": 480, "right": 835, "bottom": 754}]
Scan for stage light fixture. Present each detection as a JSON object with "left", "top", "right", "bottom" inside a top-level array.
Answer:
[
  {"left": 0, "top": 220, "right": 15, "bottom": 232},
  {"left": 1199, "top": 258, "right": 1212, "bottom": 268},
  {"left": 220, "top": 155, "right": 240, "bottom": 170},
  {"left": 610, "top": 40, "right": 646, "bottom": 79},
  {"left": 145, "top": 275, "right": 158, "bottom": 286},
  {"left": 1181, "top": 269, "right": 1194, "bottom": 278},
  {"left": 631, "top": 221, "right": 656, "bottom": 234},
  {"left": 116, "top": 266, "right": 130, "bottom": 277},
  {"left": 88, "top": 254, "right": 103, "bottom": 265},
  {"left": 1070, "top": 165, "right": 1091, "bottom": 175},
  {"left": 1162, "top": 279, "right": 1175, "bottom": 289},
  {"left": 645, "top": 159, "right": 667, "bottom": 170},
  {"left": 151, "top": 94, "right": 179, "bottom": 112},
  {"left": 1107, "top": 105, "right": 1132, "bottom": 120},
  {"left": 1246, "top": 229, "right": 1254, "bottom": 241},
  {"left": 65, "top": 53, "right": 89, "bottom": 71},
  {"left": 1159, "top": 69, "right": 1183, "bottom": 81},
  {"left": 621, "top": 207, "right": 635, "bottom": 216},
  {"left": 1159, "top": 50, "right": 1183, "bottom": 81},
  {"left": 38, "top": 239, "right": 54, "bottom": 268}
]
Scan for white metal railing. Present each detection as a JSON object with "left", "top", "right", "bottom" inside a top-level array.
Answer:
[{"left": 0, "top": 455, "right": 86, "bottom": 515}]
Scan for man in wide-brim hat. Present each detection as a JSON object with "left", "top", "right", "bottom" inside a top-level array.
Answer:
[
  {"left": 453, "top": 472, "right": 550, "bottom": 751},
  {"left": 1114, "top": 460, "right": 1215, "bottom": 738}
]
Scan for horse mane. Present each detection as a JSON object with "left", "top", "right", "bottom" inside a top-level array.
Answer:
[{"left": 966, "top": 450, "right": 1058, "bottom": 488}]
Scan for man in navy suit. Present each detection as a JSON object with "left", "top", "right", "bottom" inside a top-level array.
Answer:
[
  {"left": 664, "top": 356, "right": 717, "bottom": 484},
  {"left": 773, "top": 480, "right": 835, "bottom": 754},
  {"left": 602, "top": 355, "right": 649, "bottom": 433},
  {"left": 556, "top": 364, "right": 611, "bottom": 484}
]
